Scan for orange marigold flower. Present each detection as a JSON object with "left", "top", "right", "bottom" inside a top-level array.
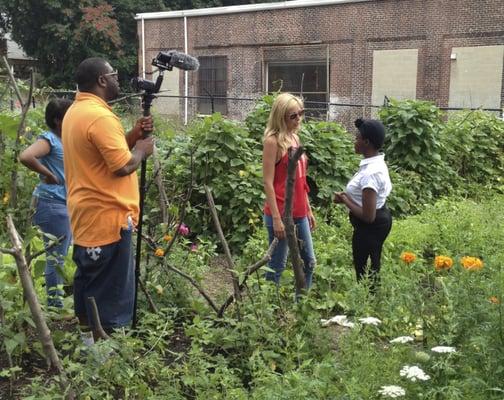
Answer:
[
  {"left": 154, "top": 248, "right": 165, "bottom": 257},
  {"left": 434, "top": 255, "right": 453, "bottom": 271},
  {"left": 163, "top": 234, "right": 173, "bottom": 242},
  {"left": 489, "top": 296, "right": 500, "bottom": 304},
  {"left": 400, "top": 252, "right": 416, "bottom": 264},
  {"left": 460, "top": 256, "right": 484, "bottom": 271}
]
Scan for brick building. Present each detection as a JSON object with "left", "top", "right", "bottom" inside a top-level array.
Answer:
[{"left": 135, "top": 0, "right": 504, "bottom": 123}]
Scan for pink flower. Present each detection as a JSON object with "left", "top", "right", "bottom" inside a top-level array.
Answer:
[
  {"left": 178, "top": 223, "right": 190, "bottom": 236},
  {"left": 190, "top": 243, "right": 198, "bottom": 252}
]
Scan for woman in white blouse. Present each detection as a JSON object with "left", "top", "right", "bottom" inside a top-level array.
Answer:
[{"left": 334, "top": 118, "right": 392, "bottom": 291}]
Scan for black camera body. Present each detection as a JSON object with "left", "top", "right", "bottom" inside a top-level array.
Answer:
[{"left": 130, "top": 77, "right": 160, "bottom": 94}]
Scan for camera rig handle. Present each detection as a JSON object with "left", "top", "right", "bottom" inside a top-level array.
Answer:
[
  {"left": 132, "top": 71, "right": 164, "bottom": 328},
  {"left": 132, "top": 49, "right": 199, "bottom": 329}
]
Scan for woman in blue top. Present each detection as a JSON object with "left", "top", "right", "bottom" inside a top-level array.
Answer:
[{"left": 20, "top": 98, "right": 73, "bottom": 308}]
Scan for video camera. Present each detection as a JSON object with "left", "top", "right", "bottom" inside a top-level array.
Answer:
[{"left": 131, "top": 50, "right": 199, "bottom": 95}]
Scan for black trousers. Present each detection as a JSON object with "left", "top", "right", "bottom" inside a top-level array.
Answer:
[{"left": 349, "top": 207, "right": 392, "bottom": 288}]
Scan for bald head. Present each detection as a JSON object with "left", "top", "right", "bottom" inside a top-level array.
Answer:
[{"left": 75, "top": 57, "right": 110, "bottom": 92}]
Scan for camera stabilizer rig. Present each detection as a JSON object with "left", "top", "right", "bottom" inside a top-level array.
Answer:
[{"left": 131, "top": 51, "right": 199, "bottom": 328}]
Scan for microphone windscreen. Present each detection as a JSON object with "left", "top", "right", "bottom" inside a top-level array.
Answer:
[{"left": 167, "top": 50, "right": 200, "bottom": 71}]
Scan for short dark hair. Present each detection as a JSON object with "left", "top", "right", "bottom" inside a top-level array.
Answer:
[
  {"left": 75, "top": 57, "right": 110, "bottom": 92},
  {"left": 355, "top": 118, "right": 386, "bottom": 150},
  {"left": 45, "top": 98, "right": 73, "bottom": 130}
]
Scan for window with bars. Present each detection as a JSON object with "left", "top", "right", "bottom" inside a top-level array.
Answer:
[
  {"left": 267, "top": 61, "right": 328, "bottom": 117},
  {"left": 198, "top": 56, "right": 228, "bottom": 115}
]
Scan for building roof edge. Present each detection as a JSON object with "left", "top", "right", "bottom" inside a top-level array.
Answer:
[{"left": 135, "top": 0, "right": 371, "bottom": 20}]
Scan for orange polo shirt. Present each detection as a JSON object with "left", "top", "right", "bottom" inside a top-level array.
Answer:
[{"left": 62, "top": 92, "right": 139, "bottom": 247}]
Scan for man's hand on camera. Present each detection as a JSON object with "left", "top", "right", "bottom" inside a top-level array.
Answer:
[
  {"left": 127, "top": 116, "right": 154, "bottom": 149},
  {"left": 136, "top": 116, "right": 154, "bottom": 134}
]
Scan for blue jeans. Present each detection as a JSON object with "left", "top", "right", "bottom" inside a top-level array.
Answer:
[
  {"left": 32, "top": 196, "right": 72, "bottom": 308},
  {"left": 264, "top": 215, "right": 316, "bottom": 289}
]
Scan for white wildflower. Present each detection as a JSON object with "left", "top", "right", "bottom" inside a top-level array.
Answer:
[
  {"left": 390, "top": 336, "right": 414, "bottom": 344},
  {"left": 377, "top": 385, "right": 406, "bottom": 398},
  {"left": 431, "top": 346, "right": 456, "bottom": 353},
  {"left": 359, "top": 316, "right": 382, "bottom": 326},
  {"left": 399, "top": 365, "right": 430, "bottom": 382},
  {"left": 331, "top": 315, "right": 356, "bottom": 328},
  {"left": 321, "top": 315, "right": 355, "bottom": 328}
]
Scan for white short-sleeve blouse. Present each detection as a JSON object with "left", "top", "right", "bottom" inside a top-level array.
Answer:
[{"left": 345, "top": 154, "right": 392, "bottom": 209}]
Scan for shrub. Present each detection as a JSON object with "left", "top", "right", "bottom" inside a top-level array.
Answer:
[
  {"left": 379, "top": 98, "right": 445, "bottom": 173},
  {"left": 386, "top": 168, "right": 427, "bottom": 216},
  {"left": 244, "top": 93, "right": 276, "bottom": 146},
  {"left": 442, "top": 110, "right": 504, "bottom": 188},
  {"left": 379, "top": 98, "right": 461, "bottom": 202},
  {"left": 162, "top": 113, "right": 264, "bottom": 249},
  {"left": 0, "top": 107, "right": 46, "bottom": 241},
  {"left": 301, "top": 121, "right": 359, "bottom": 207}
]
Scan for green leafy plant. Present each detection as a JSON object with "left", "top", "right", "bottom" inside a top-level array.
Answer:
[
  {"left": 379, "top": 98, "right": 462, "bottom": 207},
  {"left": 443, "top": 110, "right": 504, "bottom": 189},
  {"left": 379, "top": 99, "right": 445, "bottom": 173},
  {"left": 301, "top": 121, "right": 359, "bottom": 207}
]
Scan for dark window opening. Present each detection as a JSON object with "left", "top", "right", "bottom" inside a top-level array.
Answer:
[
  {"left": 198, "top": 56, "right": 227, "bottom": 115},
  {"left": 267, "top": 62, "right": 328, "bottom": 118}
]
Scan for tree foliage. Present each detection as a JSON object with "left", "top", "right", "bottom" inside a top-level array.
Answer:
[{"left": 0, "top": 0, "right": 164, "bottom": 87}]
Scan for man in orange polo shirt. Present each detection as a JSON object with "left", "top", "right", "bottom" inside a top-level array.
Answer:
[{"left": 62, "top": 57, "right": 153, "bottom": 343}]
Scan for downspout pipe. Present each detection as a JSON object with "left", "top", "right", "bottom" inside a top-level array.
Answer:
[
  {"left": 141, "top": 17, "right": 145, "bottom": 79},
  {"left": 184, "top": 16, "right": 189, "bottom": 125}
]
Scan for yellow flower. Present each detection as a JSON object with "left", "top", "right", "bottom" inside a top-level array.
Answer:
[
  {"left": 238, "top": 170, "right": 246, "bottom": 178},
  {"left": 2, "top": 192, "right": 10, "bottom": 205},
  {"left": 460, "top": 256, "right": 484, "bottom": 271},
  {"left": 434, "top": 255, "right": 453, "bottom": 271},
  {"left": 400, "top": 251, "right": 416, "bottom": 264},
  {"left": 163, "top": 234, "right": 173, "bottom": 242},
  {"left": 489, "top": 296, "right": 500, "bottom": 305},
  {"left": 154, "top": 248, "right": 165, "bottom": 257}
]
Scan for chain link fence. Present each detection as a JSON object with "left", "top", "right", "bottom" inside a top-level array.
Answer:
[{"left": 2, "top": 87, "right": 503, "bottom": 130}]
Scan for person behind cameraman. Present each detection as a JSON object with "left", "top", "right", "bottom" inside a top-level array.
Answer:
[
  {"left": 20, "top": 98, "right": 73, "bottom": 309},
  {"left": 62, "top": 57, "right": 153, "bottom": 344}
]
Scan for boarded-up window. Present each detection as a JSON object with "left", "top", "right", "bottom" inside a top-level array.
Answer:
[
  {"left": 198, "top": 56, "right": 227, "bottom": 114},
  {"left": 372, "top": 49, "right": 418, "bottom": 106},
  {"left": 449, "top": 45, "right": 504, "bottom": 109},
  {"left": 267, "top": 61, "right": 328, "bottom": 117}
]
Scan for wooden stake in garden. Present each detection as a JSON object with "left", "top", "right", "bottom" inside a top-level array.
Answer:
[
  {"left": 3, "top": 215, "right": 73, "bottom": 397},
  {"left": 283, "top": 147, "right": 307, "bottom": 294},
  {"left": 205, "top": 185, "right": 242, "bottom": 303}
]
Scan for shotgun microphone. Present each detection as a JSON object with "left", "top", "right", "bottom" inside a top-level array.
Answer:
[{"left": 153, "top": 50, "right": 200, "bottom": 71}]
